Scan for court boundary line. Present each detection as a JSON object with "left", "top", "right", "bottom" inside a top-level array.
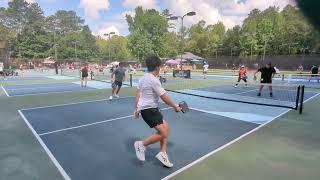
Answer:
[
  {"left": 36, "top": 107, "right": 172, "bottom": 136},
  {"left": 190, "top": 107, "right": 261, "bottom": 125},
  {"left": 21, "top": 96, "right": 134, "bottom": 111},
  {"left": 161, "top": 93, "right": 320, "bottom": 180},
  {"left": 18, "top": 110, "right": 71, "bottom": 180},
  {"left": 1, "top": 85, "right": 10, "bottom": 97}
]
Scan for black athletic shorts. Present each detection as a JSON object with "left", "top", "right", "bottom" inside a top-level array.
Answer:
[
  {"left": 260, "top": 78, "right": 272, "bottom": 84},
  {"left": 0, "top": 71, "right": 3, "bottom": 75},
  {"left": 140, "top": 108, "right": 163, "bottom": 128},
  {"left": 82, "top": 74, "right": 88, "bottom": 78},
  {"left": 112, "top": 80, "right": 122, "bottom": 87}
]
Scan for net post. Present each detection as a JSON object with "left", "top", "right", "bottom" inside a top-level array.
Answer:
[
  {"left": 299, "top": 85, "right": 305, "bottom": 114},
  {"left": 130, "top": 74, "right": 133, "bottom": 87},
  {"left": 295, "top": 85, "right": 300, "bottom": 110}
]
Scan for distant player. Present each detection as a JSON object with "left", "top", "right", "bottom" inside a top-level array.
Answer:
[
  {"left": 0, "top": 63, "right": 6, "bottom": 80},
  {"left": 109, "top": 62, "right": 126, "bottom": 99},
  {"left": 234, "top": 65, "right": 247, "bottom": 88},
  {"left": 133, "top": 55, "right": 181, "bottom": 168},
  {"left": 80, "top": 65, "right": 88, "bottom": 87},
  {"left": 309, "top": 65, "right": 319, "bottom": 83},
  {"left": 203, "top": 63, "right": 209, "bottom": 79},
  {"left": 297, "top": 64, "right": 304, "bottom": 74},
  {"left": 232, "top": 64, "right": 236, "bottom": 72},
  {"left": 254, "top": 62, "right": 276, "bottom": 97}
]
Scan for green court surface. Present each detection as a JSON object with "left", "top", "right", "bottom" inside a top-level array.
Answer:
[{"left": 0, "top": 74, "right": 319, "bottom": 180}]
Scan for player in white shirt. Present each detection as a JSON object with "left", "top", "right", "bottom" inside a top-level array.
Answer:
[
  {"left": 133, "top": 56, "right": 181, "bottom": 168},
  {"left": 203, "top": 64, "right": 209, "bottom": 79}
]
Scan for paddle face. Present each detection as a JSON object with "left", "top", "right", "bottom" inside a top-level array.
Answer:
[{"left": 179, "top": 101, "right": 190, "bottom": 113}]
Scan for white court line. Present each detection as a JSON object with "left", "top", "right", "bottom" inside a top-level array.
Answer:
[
  {"left": 161, "top": 92, "right": 320, "bottom": 180},
  {"left": 18, "top": 110, "right": 71, "bottom": 180},
  {"left": 38, "top": 107, "right": 172, "bottom": 136},
  {"left": 21, "top": 96, "right": 134, "bottom": 111},
  {"left": 1, "top": 85, "right": 10, "bottom": 97},
  {"left": 189, "top": 107, "right": 261, "bottom": 125}
]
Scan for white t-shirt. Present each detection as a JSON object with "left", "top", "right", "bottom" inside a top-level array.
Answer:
[
  {"left": 0, "top": 66, "right": 3, "bottom": 71},
  {"left": 137, "top": 73, "right": 166, "bottom": 111}
]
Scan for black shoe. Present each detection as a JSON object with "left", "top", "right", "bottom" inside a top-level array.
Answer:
[
  {"left": 257, "top": 93, "right": 261, "bottom": 96},
  {"left": 270, "top": 93, "right": 273, "bottom": 97}
]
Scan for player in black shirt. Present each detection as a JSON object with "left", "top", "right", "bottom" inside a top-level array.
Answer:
[
  {"left": 309, "top": 65, "right": 319, "bottom": 83},
  {"left": 254, "top": 62, "right": 276, "bottom": 97}
]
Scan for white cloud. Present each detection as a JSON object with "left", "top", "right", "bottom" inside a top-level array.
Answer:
[
  {"left": 164, "top": 0, "right": 296, "bottom": 29},
  {"left": 122, "top": 0, "right": 158, "bottom": 9},
  {"left": 93, "top": 24, "right": 122, "bottom": 39},
  {"left": 79, "top": 0, "right": 110, "bottom": 20},
  {"left": 26, "top": 0, "right": 36, "bottom": 3}
]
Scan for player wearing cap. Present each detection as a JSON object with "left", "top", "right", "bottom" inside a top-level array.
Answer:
[
  {"left": 254, "top": 62, "right": 276, "bottom": 97},
  {"left": 234, "top": 65, "right": 248, "bottom": 88},
  {"left": 133, "top": 55, "right": 181, "bottom": 168}
]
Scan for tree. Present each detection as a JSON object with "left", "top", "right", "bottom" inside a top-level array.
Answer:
[{"left": 126, "top": 6, "right": 169, "bottom": 60}]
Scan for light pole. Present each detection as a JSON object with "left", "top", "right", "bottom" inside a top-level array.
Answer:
[
  {"left": 104, "top": 32, "right": 115, "bottom": 65},
  {"left": 168, "top": 11, "right": 196, "bottom": 70},
  {"left": 72, "top": 41, "right": 80, "bottom": 63}
]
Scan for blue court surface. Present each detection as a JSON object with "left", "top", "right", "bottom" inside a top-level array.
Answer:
[
  {"left": 17, "top": 93, "right": 319, "bottom": 180},
  {"left": 1, "top": 80, "right": 134, "bottom": 97},
  {"left": 0, "top": 76, "right": 51, "bottom": 82},
  {"left": 2, "top": 83, "right": 94, "bottom": 97}
]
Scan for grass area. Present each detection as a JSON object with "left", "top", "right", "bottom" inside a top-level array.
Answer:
[{"left": 0, "top": 74, "right": 319, "bottom": 180}]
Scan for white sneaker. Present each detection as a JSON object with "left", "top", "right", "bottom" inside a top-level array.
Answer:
[
  {"left": 114, "top": 94, "right": 119, "bottom": 98},
  {"left": 109, "top": 96, "right": 113, "bottom": 100},
  {"left": 134, "top": 141, "right": 146, "bottom": 161},
  {"left": 156, "top": 152, "right": 173, "bottom": 168},
  {"left": 234, "top": 85, "right": 238, "bottom": 88}
]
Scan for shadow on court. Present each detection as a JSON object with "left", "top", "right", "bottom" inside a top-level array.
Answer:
[{"left": 20, "top": 97, "right": 258, "bottom": 180}]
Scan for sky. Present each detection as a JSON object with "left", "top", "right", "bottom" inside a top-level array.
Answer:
[{"left": 0, "top": 0, "right": 296, "bottom": 38}]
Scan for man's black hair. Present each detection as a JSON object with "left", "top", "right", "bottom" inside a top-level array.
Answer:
[{"left": 145, "top": 55, "right": 162, "bottom": 72}]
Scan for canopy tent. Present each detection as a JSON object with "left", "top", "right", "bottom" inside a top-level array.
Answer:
[
  {"left": 165, "top": 59, "right": 187, "bottom": 64},
  {"left": 175, "top": 52, "right": 203, "bottom": 60}
]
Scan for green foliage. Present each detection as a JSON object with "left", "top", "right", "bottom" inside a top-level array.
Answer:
[{"left": 126, "top": 6, "right": 170, "bottom": 60}]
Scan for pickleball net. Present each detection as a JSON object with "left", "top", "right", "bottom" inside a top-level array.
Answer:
[
  {"left": 162, "top": 78, "right": 304, "bottom": 111},
  {"left": 273, "top": 74, "right": 320, "bottom": 89},
  {"left": 61, "top": 69, "right": 134, "bottom": 87}
]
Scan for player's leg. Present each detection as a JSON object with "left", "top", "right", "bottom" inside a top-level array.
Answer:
[
  {"left": 115, "top": 82, "right": 122, "bottom": 97},
  {"left": 81, "top": 77, "right": 84, "bottom": 87},
  {"left": 243, "top": 78, "right": 248, "bottom": 86},
  {"left": 84, "top": 77, "right": 87, "bottom": 87},
  {"left": 258, "top": 85, "right": 264, "bottom": 96},
  {"left": 159, "top": 120, "right": 169, "bottom": 153},
  {"left": 269, "top": 85, "right": 273, "bottom": 97},
  {"left": 235, "top": 76, "right": 241, "bottom": 87}
]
